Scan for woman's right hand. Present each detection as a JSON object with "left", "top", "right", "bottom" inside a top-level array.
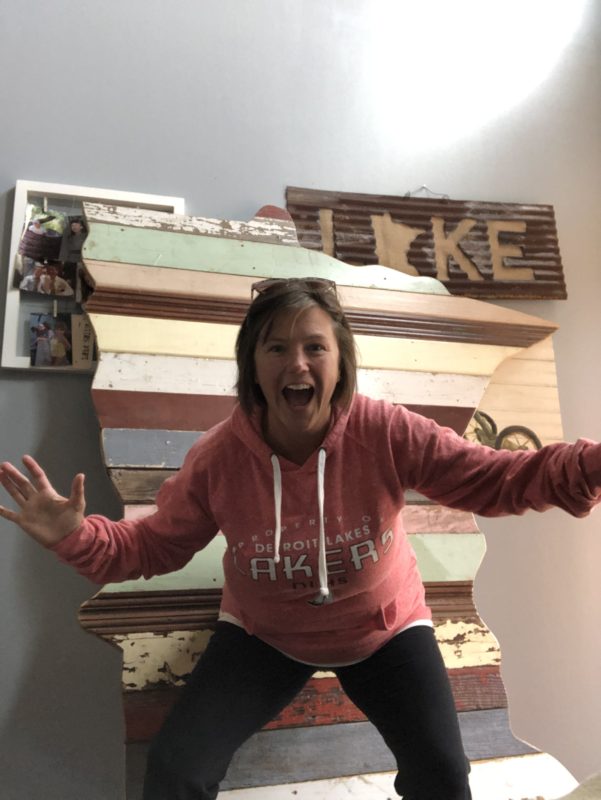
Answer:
[{"left": 0, "top": 455, "right": 85, "bottom": 547}]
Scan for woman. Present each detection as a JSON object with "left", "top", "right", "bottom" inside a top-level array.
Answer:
[{"left": 1, "top": 277, "right": 600, "bottom": 800}]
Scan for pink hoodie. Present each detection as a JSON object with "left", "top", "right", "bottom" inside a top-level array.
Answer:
[{"left": 53, "top": 395, "right": 601, "bottom": 665}]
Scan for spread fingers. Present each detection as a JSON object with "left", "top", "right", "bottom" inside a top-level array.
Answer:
[{"left": 0, "top": 462, "right": 34, "bottom": 505}]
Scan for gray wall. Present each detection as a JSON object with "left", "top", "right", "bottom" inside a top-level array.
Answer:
[{"left": 0, "top": 1, "right": 599, "bottom": 797}]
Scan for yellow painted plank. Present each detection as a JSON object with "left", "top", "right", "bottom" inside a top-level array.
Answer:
[
  {"left": 507, "top": 335, "right": 556, "bottom": 361},
  {"left": 478, "top": 335, "right": 563, "bottom": 445},
  {"left": 488, "top": 358, "right": 559, "bottom": 387},
  {"left": 436, "top": 619, "right": 500, "bottom": 669},
  {"left": 89, "top": 314, "right": 520, "bottom": 376},
  {"left": 477, "top": 385, "right": 561, "bottom": 413},
  {"left": 111, "top": 617, "right": 500, "bottom": 691},
  {"left": 354, "top": 336, "right": 520, "bottom": 376}
]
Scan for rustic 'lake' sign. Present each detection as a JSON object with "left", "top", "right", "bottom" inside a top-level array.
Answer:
[{"left": 286, "top": 186, "right": 566, "bottom": 300}]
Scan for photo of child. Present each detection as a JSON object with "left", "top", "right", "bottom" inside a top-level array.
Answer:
[{"left": 29, "top": 313, "right": 73, "bottom": 368}]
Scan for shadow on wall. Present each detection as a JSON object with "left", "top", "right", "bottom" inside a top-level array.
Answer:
[{"left": 0, "top": 371, "right": 125, "bottom": 800}]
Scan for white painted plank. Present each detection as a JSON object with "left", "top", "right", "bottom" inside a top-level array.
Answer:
[
  {"left": 95, "top": 353, "right": 238, "bottom": 395},
  {"left": 215, "top": 754, "right": 577, "bottom": 799},
  {"left": 83, "top": 202, "right": 300, "bottom": 245},
  {"left": 95, "top": 351, "right": 489, "bottom": 407}
]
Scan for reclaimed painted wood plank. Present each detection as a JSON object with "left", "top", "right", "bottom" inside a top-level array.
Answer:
[
  {"left": 121, "top": 663, "right": 507, "bottom": 743},
  {"left": 411, "top": 533, "right": 486, "bottom": 582},
  {"left": 124, "top": 710, "right": 535, "bottom": 792},
  {"left": 95, "top": 352, "right": 490, "bottom": 408},
  {"left": 477, "top": 335, "right": 563, "bottom": 445},
  {"left": 486, "top": 354, "right": 559, "bottom": 386},
  {"left": 110, "top": 472, "right": 446, "bottom": 507},
  {"left": 121, "top": 504, "right": 478, "bottom": 537},
  {"left": 478, "top": 383, "right": 560, "bottom": 413},
  {"left": 103, "top": 429, "right": 202, "bottom": 468},
  {"left": 213, "top": 753, "right": 578, "bottom": 798},
  {"left": 83, "top": 221, "right": 448, "bottom": 294},
  {"left": 88, "top": 314, "right": 520, "bottom": 376},
  {"left": 95, "top": 390, "right": 473, "bottom": 433},
  {"left": 436, "top": 618, "right": 500, "bottom": 668},
  {"left": 92, "top": 389, "right": 235, "bottom": 430},
  {"left": 83, "top": 202, "right": 300, "bottom": 245},
  {"left": 107, "top": 613, "right": 498, "bottom": 696},
  {"left": 109, "top": 469, "right": 173, "bottom": 504},
  {"left": 99, "top": 533, "right": 484, "bottom": 594},
  {"left": 467, "top": 753, "right": 578, "bottom": 800},
  {"left": 357, "top": 367, "right": 489, "bottom": 407},
  {"left": 95, "top": 353, "right": 238, "bottom": 395},
  {"left": 354, "top": 335, "right": 521, "bottom": 376}
]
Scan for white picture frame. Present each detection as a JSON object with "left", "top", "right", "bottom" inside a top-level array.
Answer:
[{"left": 1, "top": 179, "right": 185, "bottom": 371}]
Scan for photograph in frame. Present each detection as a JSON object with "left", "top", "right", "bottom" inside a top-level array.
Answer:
[{"left": 29, "top": 312, "right": 73, "bottom": 368}]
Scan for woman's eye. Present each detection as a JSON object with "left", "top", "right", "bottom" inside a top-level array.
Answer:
[{"left": 307, "top": 343, "right": 325, "bottom": 352}]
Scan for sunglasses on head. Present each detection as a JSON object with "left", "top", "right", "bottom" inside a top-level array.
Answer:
[{"left": 251, "top": 277, "right": 337, "bottom": 299}]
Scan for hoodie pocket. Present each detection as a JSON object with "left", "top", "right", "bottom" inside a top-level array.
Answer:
[{"left": 377, "top": 598, "right": 401, "bottom": 631}]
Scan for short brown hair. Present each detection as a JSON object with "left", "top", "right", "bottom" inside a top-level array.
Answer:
[{"left": 235, "top": 278, "right": 357, "bottom": 414}]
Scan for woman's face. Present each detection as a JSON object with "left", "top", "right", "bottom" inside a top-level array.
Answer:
[{"left": 254, "top": 305, "right": 340, "bottom": 451}]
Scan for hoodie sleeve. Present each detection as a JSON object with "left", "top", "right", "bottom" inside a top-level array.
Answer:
[
  {"left": 388, "top": 404, "right": 601, "bottom": 518},
  {"left": 51, "top": 438, "right": 220, "bottom": 584}
]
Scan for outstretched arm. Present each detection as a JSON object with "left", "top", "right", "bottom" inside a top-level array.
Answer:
[{"left": 0, "top": 455, "right": 85, "bottom": 547}]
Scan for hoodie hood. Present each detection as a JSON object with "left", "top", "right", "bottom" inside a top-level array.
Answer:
[{"left": 230, "top": 396, "right": 354, "bottom": 471}]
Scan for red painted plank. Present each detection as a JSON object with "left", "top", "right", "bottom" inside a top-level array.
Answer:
[
  {"left": 122, "top": 665, "right": 506, "bottom": 742},
  {"left": 92, "top": 388, "right": 473, "bottom": 434},
  {"left": 92, "top": 390, "right": 236, "bottom": 430}
]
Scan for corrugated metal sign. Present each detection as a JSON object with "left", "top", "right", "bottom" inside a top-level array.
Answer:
[{"left": 286, "top": 186, "right": 566, "bottom": 299}]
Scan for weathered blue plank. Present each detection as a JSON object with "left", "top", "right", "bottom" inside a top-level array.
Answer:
[{"left": 126, "top": 709, "right": 534, "bottom": 794}]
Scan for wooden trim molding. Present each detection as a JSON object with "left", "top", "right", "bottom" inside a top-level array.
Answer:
[
  {"left": 78, "top": 581, "right": 479, "bottom": 636},
  {"left": 84, "top": 287, "right": 555, "bottom": 348}
]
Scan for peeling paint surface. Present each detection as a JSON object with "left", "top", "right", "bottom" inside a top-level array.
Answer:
[
  {"left": 112, "top": 630, "right": 213, "bottom": 689},
  {"left": 83, "top": 202, "right": 299, "bottom": 245},
  {"left": 436, "top": 620, "right": 501, "bottom": 668},
  {"left": 112, "top": 617, "right": 499, "bottom": 690}
]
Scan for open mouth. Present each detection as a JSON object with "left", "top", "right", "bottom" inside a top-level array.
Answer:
[{"left": 282, "top": 384, "right": 314, "bottom": 407}]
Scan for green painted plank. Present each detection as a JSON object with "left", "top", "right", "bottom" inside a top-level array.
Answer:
[
  {"left": 101, "top": 533, "right": 483, "bottom": 593},
  {"left": 83, "top": 222, "right": 448, "bottom": 295},
  {"left": 411, "top": 533, "right": 486, "bottom": 582},
  {"left": 102, "top": 536, "right": 227, "bottom": 593}
]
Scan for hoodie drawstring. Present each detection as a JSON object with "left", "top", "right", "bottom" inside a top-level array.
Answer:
[
  {"left": 270, "top": 448, "right": 330, "bottom": 600},
  {"left": 270, "top": 454, "right": 282, "bottom": 564},
  {"left": 316, "top": 448, "right": 329, "bottom": 598}
]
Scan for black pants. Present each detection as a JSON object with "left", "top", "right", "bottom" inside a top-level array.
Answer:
[{"left": 143, "top": 622, "right": 471, "bottom": 800}]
